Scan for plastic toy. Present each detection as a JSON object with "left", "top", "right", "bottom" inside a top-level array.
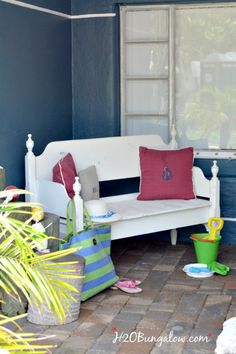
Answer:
[
  {"left": 207, "top": 217, "right": 224, "bottom": 241},
  {"left": 191, "top": 217, "right": 224, "bottom": 243}
]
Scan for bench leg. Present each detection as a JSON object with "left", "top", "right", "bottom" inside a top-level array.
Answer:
[{"left": 170, "top": 229, "right": 177, "bottom": 245}]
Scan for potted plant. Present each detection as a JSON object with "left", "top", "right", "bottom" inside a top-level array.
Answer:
[{"left": 0, "top": 189, "right": 82, "bottom": 352}]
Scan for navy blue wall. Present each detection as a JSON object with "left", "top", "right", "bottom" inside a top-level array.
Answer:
[
  {"left": 72, "top": 17, "right": 120, "bottom": 138},
  {"left": 71, "top": 0, "right": 236, "bottom": 243},
  {"left": 0, "top": 1, "right": 72, "bottom": 187},
  {"left": 19, "top": 0, "right": 71, "bottom": 14}
]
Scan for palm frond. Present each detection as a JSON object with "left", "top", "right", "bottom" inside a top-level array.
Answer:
[
  {"left": 0, "top": 314, "right": 54, "bottom": 353},
  {"left": 0, "top": 190, "right": 83, "bottom": 349}
]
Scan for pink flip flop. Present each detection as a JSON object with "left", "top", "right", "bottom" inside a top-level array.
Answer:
[
  {"left": 111, "top": 279, "right": 143, "bottom": 293},
  {"left": 119, "top": 277, "right": 142, "bottom": 286}
]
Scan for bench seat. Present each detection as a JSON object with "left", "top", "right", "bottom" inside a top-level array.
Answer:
[
  {"left": 105, "top": 197, "right": 211, "bottom": 241},
  {"left": 107, "top": 197, "right": 211, "bottom": 220}
]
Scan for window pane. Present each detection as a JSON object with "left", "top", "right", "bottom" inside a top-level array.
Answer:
[
  {"left": 126, "top": 43, "right": 168, "bottom": 77},
  {"left": 125, "top": 10, "right": 168, "bottom": 41},
  {"left": 176, "top": 6, "right": 236, "bottom": 149},
  {"left": 126, "top": 116, "right": 169, "bottom": 142},
  {"left": 126, "top": 80, "right": 168, "bottom": 114}
]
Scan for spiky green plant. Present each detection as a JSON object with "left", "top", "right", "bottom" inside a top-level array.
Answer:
[
  {"left": 0, "top": 189, "right": 81, "bottom": 352},
  {"left": 0, "top": 313, "right": 55, "bottom": 353}
]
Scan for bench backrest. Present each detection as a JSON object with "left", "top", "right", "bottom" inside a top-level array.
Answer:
[
  {"left": 34, "top": 134, "right": 210, "bottom": 199},
  {"left": 36, "top": 135, "right": 170, "bottom": 181}
]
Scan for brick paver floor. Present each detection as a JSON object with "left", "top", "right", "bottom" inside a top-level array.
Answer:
[{"left": 20, "top": 238, "right": 236, "bottom": 353}]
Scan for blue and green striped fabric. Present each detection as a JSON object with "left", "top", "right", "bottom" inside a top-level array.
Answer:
[
  {"left": 95, "top": 224, "right": 112, "bottom": 255},
  {"left": 61, "top": 201, "right": 118, "bottom": 301}
]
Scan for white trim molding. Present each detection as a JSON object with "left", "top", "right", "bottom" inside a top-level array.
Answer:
[
  {"left": 0, "top": 0, "right": 116, "bottom": 19},
  {"left": 71, "top": 13, "right": 116, "bottom": 20},
  {"left": 224, "top": 217, "right": 236, "bottom": 222},
  {"left": 195, "top": 150, "right": 236, "bottom": 160}
]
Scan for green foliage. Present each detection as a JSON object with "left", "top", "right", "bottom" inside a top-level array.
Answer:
[
  {"left": 0, "top": 189, "right": 81, "bottom": 352},
  {"left": 179, "top": 85, "right": 236, "bottom": 146},
  {"left": 176, "top": 8, "right": 236, "bottom": 148}
]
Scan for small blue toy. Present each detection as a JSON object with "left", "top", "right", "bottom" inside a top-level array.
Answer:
[{"left": 188, "top": 266, "right": 212, "bottom": 273}]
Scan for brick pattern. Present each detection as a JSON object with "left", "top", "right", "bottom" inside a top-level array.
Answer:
[{"left": 16, "top": 240, "right": 236, "bottom": 353}]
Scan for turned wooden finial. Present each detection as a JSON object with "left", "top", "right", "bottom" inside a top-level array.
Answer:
[
  {"left": 73, "top": 176, "right": 82, "bottom": 197},
  {"left": 211, "top": 160, "right": 219, "bottom": 178},
  {"left": 73, "top": 176, "right": 83, "bottom": 232},
  {"left": 26, "top": 134, "right": 34, "bottom": 153}
]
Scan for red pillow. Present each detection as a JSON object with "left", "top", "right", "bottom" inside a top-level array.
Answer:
[
  {"left": 53, "top": 153, "right": 77, "bottom": 198},
  {"left": 137, "top": 146, "right": 195, "bottom": 200}
]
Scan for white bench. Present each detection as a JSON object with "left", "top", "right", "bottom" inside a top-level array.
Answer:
[{"left": 25, "top": 130, "right": 220, "bottom": 245}]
